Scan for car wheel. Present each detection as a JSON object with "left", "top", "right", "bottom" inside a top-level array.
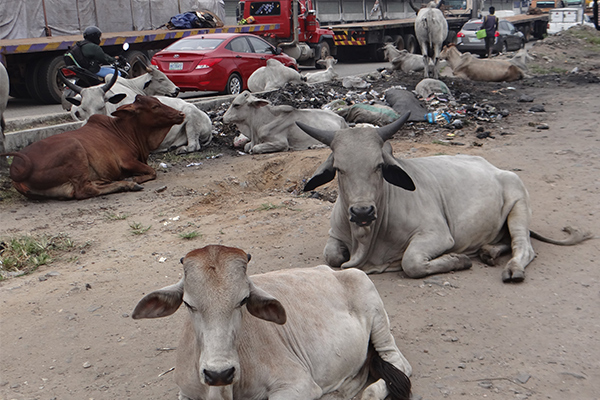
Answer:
[{"left": 225, "top": 73, "right": 242, "bottom": 95}]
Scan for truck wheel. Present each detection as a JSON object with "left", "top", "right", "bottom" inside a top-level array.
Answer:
[
  {"left": 225, "top": 73, "right": 242, "bottom": 95},
  {"left": 9, "top": 82, "right": 31, "bottom": 99},
  {"left": 446, "top": 30, "right": 457, "bottom": 45},
  {"left": 315, "top": 41, "right": 331, "bottom": 69},
  {"left": 403, "top": 34, "right": 418, "bottom": 54},
  {"left": 25, "top": 61, "right": 45, "bottom": 103},
  {"left": 36, "top": 56, "right": 67, "bottom": 104},
  {"left": 391, "top": 35, "right": 404, "bottom": 50},
  {"left": 126, "top": 50, "right": 150, "bottom": 77}
]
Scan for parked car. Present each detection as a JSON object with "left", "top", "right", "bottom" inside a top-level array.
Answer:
[
  {"left": 547, "top": 8, "right": 595, "bottom": 34},
  {"left": 456, "top": 19, "right": 525, "bottom": 56},
  {"left": 151, "top": 33, "right": 298, "bottom": 95}
]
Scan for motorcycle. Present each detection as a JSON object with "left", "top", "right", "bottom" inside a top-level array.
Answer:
[{"left": 60, "top": 43, "right": 131, "bottom": 110}]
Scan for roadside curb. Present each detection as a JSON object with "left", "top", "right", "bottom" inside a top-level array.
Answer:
[{"left": 4, "top": 94, "right": 238, "bottom": 152}]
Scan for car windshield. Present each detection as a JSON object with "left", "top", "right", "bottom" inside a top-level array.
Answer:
[
  {"left": 167, "top": 38, "right": 224, "bottom": 51},
  {"left": 462, "top": 21, "right": 483, "bottom": 31}
]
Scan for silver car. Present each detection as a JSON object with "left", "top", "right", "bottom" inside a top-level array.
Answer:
[{"left": 456, "top": 19, "right": 525, "bottom": 56}]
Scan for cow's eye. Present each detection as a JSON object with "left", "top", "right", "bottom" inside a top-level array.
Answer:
[
  {"left": 183, "top": 301, "right": 196, "bottom": 311},
  {"left": 239, "top": 296, "right": 249, "bottom": 307}
]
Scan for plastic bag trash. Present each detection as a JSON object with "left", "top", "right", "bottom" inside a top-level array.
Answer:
[{"left": 424, "top": 112, "right": 451, "bottom": 124}]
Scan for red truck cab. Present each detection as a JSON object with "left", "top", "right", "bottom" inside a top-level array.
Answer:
[{"left": 238, "top": 0, "right": 334, "bottom": 64}]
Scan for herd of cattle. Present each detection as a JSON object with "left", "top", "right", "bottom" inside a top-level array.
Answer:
[{"left": 0, "top": 35, "right": 592, "bottom": 399}]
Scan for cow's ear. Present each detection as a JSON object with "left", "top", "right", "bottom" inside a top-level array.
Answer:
[
  {"left": 304, "top": 153, "right": 335, "bottom": 191},
  {"left": 132, "top": 279, "right": 184, "bottom": 319},
  {"left": 108, "top": 93, "right": 127, "bottom": 104},
  {"left": 111, "top": 103, "right": 136, "bottom": 118},
  {"left": 249, "top": 98, "right": 270, "bottom": 108},
  {"left": 143, "top": 80, "right": 151, "bottom": 89},
  {"left": 246, "top": 280, "right": 286, "bottom": 325},
  {"left": 66, "top": 97, "right": 81, "bottom": 106},
  {"left": 382, "top": 144, "right": 415, "bottom": 191}
]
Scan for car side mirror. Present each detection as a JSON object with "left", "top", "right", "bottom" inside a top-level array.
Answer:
[{"left": 272, "top": 47, "right": 282, "bottom": 55}]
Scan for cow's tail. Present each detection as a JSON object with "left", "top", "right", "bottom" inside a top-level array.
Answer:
[
  {"left": 0, "top": 152, "right": 33, "bottom": 181},
  {"left": 370, "top": 351, "right": 411, "bottom": 400},
  {"left": 530, "top": 226, "right": 595, "bottom": 246}
]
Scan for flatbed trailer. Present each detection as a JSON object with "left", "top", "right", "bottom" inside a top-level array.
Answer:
[
  {"left": 0, "top": 23, "right": 279, "bottom": 104},
  {"left": 325, "top": 10, "right": 547, "bottom": 61}
]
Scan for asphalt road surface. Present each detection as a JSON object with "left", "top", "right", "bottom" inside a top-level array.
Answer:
[{"left": 4, "top": 61, "right": 390, "bottom": 123}]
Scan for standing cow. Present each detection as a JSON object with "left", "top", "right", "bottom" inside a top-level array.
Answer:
[
  {"left": 223, "top": 91, "right": 347, "bottom": 154},
  {"left": 1, "top": 95, "right": 184, "bottom": 200},
  {"left": 296, "top": 114, "right": 592, "bottom": 282},
  {"left": 133, "top": 244, "right": 412, "bottom": 400},
  {"left": 409, "top": 0, "right": 448, "bottom": 79}
]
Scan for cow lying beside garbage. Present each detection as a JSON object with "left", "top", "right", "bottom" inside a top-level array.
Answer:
[
  {"left": 223, "top": 91, "right": 347, "bottom": 154},
  {"left": 1, "top": 96, "right": 184, "bottom": 200},
  {"left": 440, "top": 44, "right": 524, "bottom": 82},
  {"left": 383, "top": 43, "right": 425, "bottom": 74},
  {"left": 247, "top": 59, "right": 304, "bottom": 92},
  {"left": 132, "top": 244, "right": 412, "bottom": 400},
  {"left": 61, "top": 70, "right": 212, "bottom": 154},
  {"left": 304, "top": 56, "right": 339, "bottom": 84},
  {"left": 297, "top": 113, "right": 592, "bottom": 282}
]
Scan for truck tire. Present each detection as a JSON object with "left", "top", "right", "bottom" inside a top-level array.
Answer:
[
  {"left": 391, "top": 35, "right": 404, "bottom": 50},
  {"left": 315, "top": 41, "right": 331, "bottom": 69},
  {"left": 126, "top": 50, "right": 150, "bottom": 77},
  {"left": 25, "top": 61, "right": 45, "bottom": 103},
  {"left": 9, "top": 82, "right": 31, "bottom": 99},
  {"left": 403, "top": 34, "right": 418, "bottom": 54},
  {"left": 446, "top": 30, "right": 457, "bottom": 45},
  {"left": 36, "top": 56, "right": 67, "bottom": 104}
]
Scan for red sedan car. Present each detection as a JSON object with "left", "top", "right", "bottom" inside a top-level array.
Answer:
[{"left": 151, "top": 33, "right": 298, "bottom": 95}]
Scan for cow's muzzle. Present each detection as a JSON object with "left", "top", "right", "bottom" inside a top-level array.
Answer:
[
  {"left": 349, "top": 205, "right": 376, "bottom": 227},
  {"left": 203, "top": 367, "right": 235, "bottom": 386}
]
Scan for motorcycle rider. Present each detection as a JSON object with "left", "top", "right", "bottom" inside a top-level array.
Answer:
[{"left": 64, "top": 26, "right": 121, "bottom": 78}]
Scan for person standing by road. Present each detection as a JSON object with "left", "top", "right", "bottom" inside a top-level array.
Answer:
[
  {"left": 64, "top": 26, "right": 120, "bottom": 78},
  {"left": 482, "top": 7, "right": 499, "bottom": 58}
]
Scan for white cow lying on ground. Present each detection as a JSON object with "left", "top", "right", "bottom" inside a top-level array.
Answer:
[
  {"left": 440, "top": 44, "right": 524, "bottom": 82},
  {"left": 247, "top": 59, "right": 304, "bottom": 92},
  {"left": 383, "top": 43, "right": 425, "bottom": 74},
  {"left": 296, "top": 114, "right": 592, "bottom": 282},
  {"left": 304, "top": 56, "right": 339, "bottom": 84},
  {"left": 132, "top": 245, "right": 412, "bottom": 400},
  {"left": 223, "top": 91, "right": 347, "bottom": 154},
  {"left": 61, "top": 71, "right": 212, "bottom": 154}
]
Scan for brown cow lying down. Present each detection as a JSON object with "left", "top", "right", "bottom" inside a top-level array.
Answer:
[
  {"left": 440, "top": 44, "right": 524, "bottom": 82},
  {"left": 2, "top": 95, "right": 184, "bottom": 200}
]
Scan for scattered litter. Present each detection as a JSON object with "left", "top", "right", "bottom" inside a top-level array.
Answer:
[{"left": 186, "top": 162, "right": 203, "bottom": 167}]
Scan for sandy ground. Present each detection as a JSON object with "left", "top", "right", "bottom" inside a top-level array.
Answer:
[{"left": 1, "top": 27, "right": 599, "bottom": 400}]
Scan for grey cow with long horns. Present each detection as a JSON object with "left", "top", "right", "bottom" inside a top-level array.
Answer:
[
  {"left": 408, "top": 0, "right": 448, "bottom": 78},
  {"left": 296, "top": 114, "right": 592, "bottom": 282}
]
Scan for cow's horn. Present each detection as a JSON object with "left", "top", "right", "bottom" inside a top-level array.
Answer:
[
  {"left": 377, "top": 112, "right": 411, "bottom": 141},
  {"left": 295, "top": 121, "right": 335, "bottom": 146},
  {"left": 101, "top": 66, "right": 119, "bottom": 93},
  {"left": 58, "top": 70, "right": 83, "bottom": 94},
  {"left": 408, "top": 0, "right": 420, "bottom": 13}
]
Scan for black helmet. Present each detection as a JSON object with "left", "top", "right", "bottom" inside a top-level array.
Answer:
[{"left": 83, "top": 26, "right": 102, "bottom": 45}]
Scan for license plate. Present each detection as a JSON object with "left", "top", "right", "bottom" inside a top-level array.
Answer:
[{"left": 169, "top": 62, "right": 183, "bottom": 71}]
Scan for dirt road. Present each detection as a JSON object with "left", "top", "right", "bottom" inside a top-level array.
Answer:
[{"left": 1, "top": 28, "right": 599, "bottom": 400}]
